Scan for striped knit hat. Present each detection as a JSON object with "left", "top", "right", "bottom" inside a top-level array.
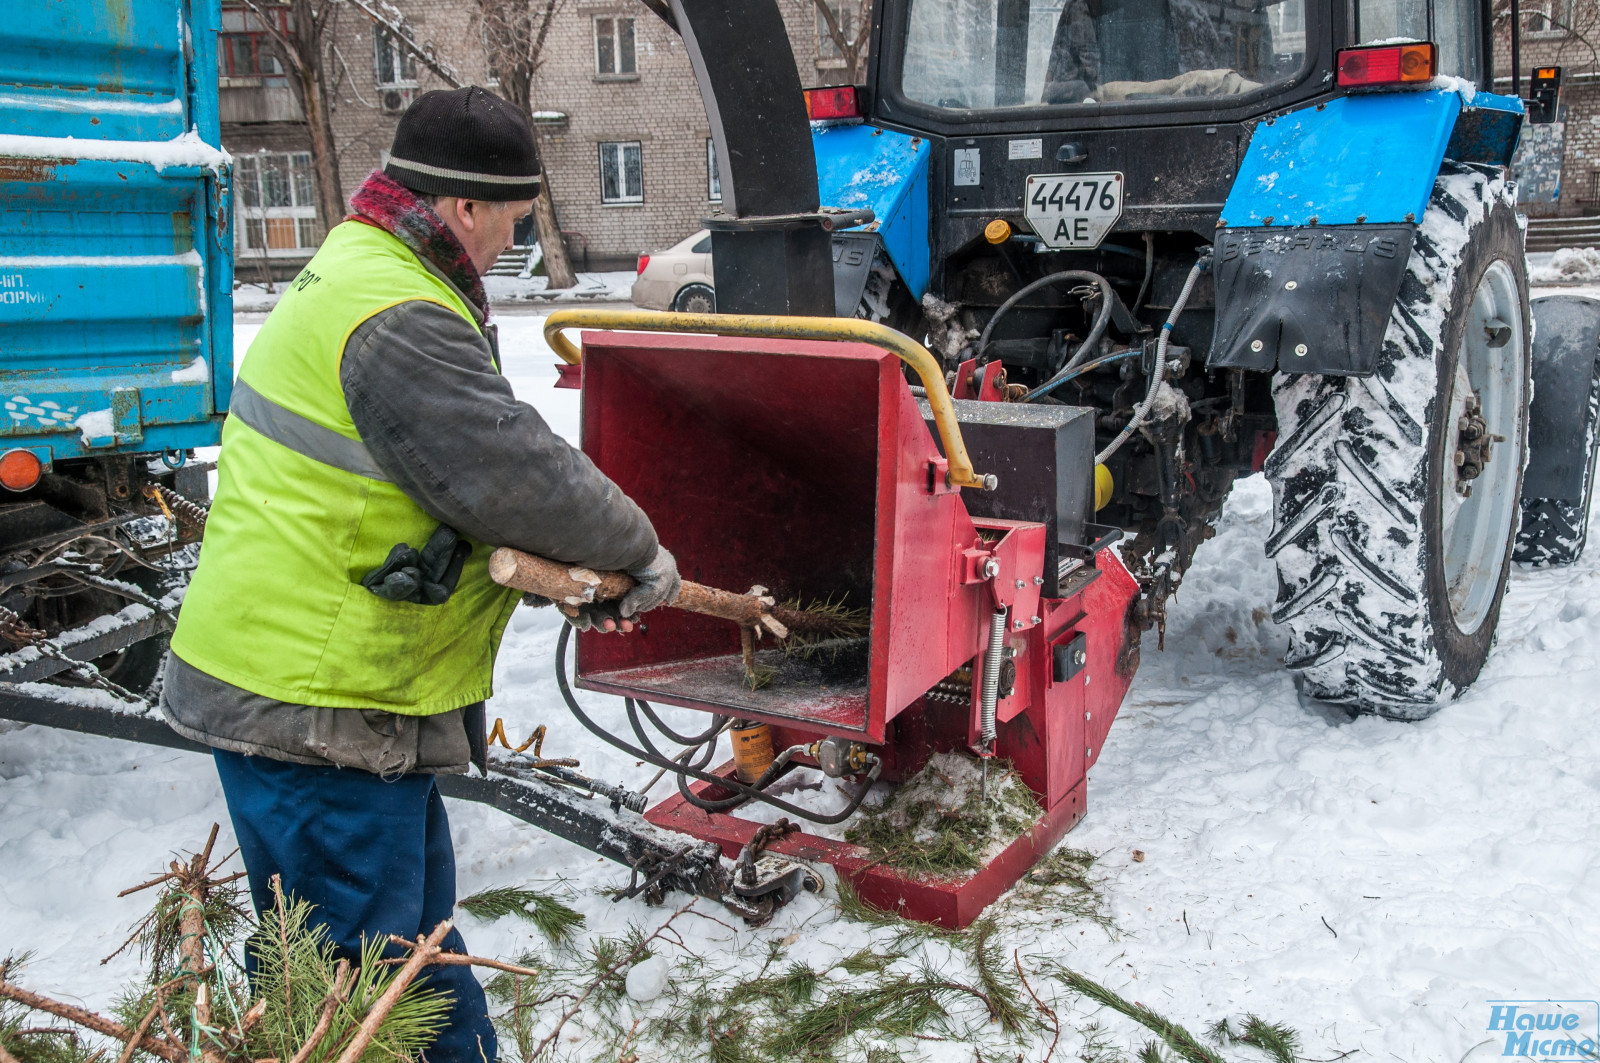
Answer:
[{"left": 385, "top": 86, "right": 541, "bottom": 201}]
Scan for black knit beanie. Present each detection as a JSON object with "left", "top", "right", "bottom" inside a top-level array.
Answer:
[{"left": 385, "top": 86, "right": 541, "bottom": 201}]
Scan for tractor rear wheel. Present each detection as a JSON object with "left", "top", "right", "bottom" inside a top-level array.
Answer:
[{"left": 1265, "top": 163, "right": 1530, "bottom": 717}]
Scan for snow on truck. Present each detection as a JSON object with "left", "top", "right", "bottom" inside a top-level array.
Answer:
[
  {"left": 6, "top": 0, "right": 1600, "bottom": 931},
  {"left": 0, "top": 1, "right": 231, "bottom": 697}
]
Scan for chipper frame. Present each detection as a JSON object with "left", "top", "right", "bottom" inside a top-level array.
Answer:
[{"left": 497, "top": 308, "right": 1144, "bottom": 929}]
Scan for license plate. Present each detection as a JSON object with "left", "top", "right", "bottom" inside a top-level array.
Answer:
[{"left": 1024, "top": 172, "right": 1124, "bottom": 249}]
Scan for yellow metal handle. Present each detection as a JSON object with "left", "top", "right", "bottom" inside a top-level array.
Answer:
[{"left": 542, "top": 308, "right": 991, "bottom": 490}]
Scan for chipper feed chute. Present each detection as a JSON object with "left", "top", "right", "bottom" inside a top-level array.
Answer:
[{"left": 502, "top": 312, "right": 1145, "bottom": 929}]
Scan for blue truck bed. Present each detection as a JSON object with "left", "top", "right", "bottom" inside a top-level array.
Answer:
[{"left": 0, "top": 0, "right": 231, "bottom": 465}]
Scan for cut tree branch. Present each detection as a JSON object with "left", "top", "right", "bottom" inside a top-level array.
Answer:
[
  {"left": 332, "top": 921, "right": 455, "bottom": 1063},
  {"left": 0, "top": 983, "right": 185, "bottom": 1063},
  {"left": 287, "top": 960, "right": 352, "bottom": 1063}
]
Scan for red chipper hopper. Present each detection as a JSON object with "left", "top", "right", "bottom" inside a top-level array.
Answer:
[{"left": 529, "top": 312, "right": 1141, "bottom": 929}]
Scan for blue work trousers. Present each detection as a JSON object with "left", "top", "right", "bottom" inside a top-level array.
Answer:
[{"left": 212, "top": 750, "right": 496, "bottom": 1063}]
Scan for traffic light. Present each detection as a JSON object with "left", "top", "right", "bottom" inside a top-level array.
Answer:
[{"left": 1528, "top": 66, "right": 1562, "bottom": 124}]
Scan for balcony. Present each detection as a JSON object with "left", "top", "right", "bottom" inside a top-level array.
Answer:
[{"left": 219, "top": 81, "right": 301, "bottom": 124}]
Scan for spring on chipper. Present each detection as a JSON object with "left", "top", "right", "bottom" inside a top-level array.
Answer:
[{"left": 978, "top": 609, "right": 1007, "bottom": 749}]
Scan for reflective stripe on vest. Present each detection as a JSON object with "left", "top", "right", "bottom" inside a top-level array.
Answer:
[{"left": 229, "top": 378, "right": 393, "bottom": 483}]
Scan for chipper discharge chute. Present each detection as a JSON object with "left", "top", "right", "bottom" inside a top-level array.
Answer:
[{"left": 490, "top": 310, "right": 1143, "bottom": 929}]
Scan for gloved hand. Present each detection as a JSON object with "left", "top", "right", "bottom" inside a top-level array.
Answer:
[
  {"left": 559, "top": 600, "right": 628, "bottom": 632},
  {"left": 619, "top": 545, "right": 681, "bottom": 620}
]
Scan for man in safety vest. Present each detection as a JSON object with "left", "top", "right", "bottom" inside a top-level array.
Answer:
[{"left": 160, "top": 87, "right": 679, "bottom": 1062}]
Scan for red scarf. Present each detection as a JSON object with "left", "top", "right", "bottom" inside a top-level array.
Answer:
[{"left": 346, "top": 170, "right": 488, "bottom": 315}]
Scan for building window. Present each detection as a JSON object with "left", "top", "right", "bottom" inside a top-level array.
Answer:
[
  {"left": 1522, "top": 0, "right": 1572, "bottom": 35},
  {"left": 706, "top": 138, "right": 721, "bottom": 201},
  {"left": 815, "top": 0, "right": 858, "bottom": 67},
  {"left": 599, "top": 141, "right": 643, "bottom": 204},
  {"left": 218, "top": 5, "right": 290, "bottom": 83},
  {"left": 374, "top": 26, "right": 418, "bottom": 113},
  {"left": 236, "top": 152, "right": 321, "bottom": 256},
  {"left": 594, "top": 17, "right": 637, "bottom": 76}
]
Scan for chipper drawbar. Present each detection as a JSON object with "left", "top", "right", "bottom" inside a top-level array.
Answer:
[{"left": 488, "top": 308, "right": 1145, "bottom": 929}]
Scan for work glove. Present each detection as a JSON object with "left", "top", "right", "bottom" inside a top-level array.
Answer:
[
  {"left": 559, "top": 600, "right": 628, "bottom": 633},
  {"left": 619, "top": 545, "right": 681, "bottom": 620},
  {"left": 520, "top": 590, "right": 628, "bottom": 633},
  {"left": 361, "top": 525, "right": 472, "bottom": 605}
]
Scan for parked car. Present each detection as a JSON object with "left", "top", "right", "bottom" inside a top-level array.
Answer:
[{"left": 631, "top": 230, "right": 714, "bottom": 312}]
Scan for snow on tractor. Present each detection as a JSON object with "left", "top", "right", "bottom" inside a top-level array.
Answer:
[{"left": 650, "top": 0, "right": 1600, "bottom": 717}]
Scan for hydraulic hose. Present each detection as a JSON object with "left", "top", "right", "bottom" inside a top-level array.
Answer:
[
  {"left": 1025, "top": 348, "right": 1142, "bottom": 403},
  {"left": 1094, "top": 253, "right": 1209, "bottom": 465},
  {"left": 553, "top": 625, "right": 882, "bottom": 825},
  {"left": 978, "top": 270, "right": 1115, "bottom": 381}
]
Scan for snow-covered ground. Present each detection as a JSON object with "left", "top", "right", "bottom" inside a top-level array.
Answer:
[
  {"left": 233, "top": 271, "right": 636, "bottom": 314},
  {"left": 1529, "top": 248, "right": 1600, "bottom": 286},
  {"left": 3, "top": 312, "right": 1599, "bottom": 1061}
]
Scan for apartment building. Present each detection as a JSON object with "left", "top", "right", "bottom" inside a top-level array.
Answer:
[
  {"left": 1498, "top": 0, "right": 1600, "bottom": 217},
  {"left": 218, "top": 0, "right": 853, "bottom": 277}
]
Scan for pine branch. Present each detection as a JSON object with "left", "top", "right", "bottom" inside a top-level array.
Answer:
[
  {"left": 0, "top": 981, "right": 186, "bottom": 1063},
  {"left": 377, "top": 948, "right": 544, "bottom": 980},
  {"left": 332, "top": 920, "right": 454, "bottom": 1063},
  {"left": 286, "top": 960, "right": 351, "bottom": 1063},
  {"left": 1014, "top": 951, "right": 1059, "bottom": 1063},
  {"left": 531, "top": 901, "right": 696, "bottom": 1058},
  {"left": 112, "top": 999, "right": 162, "bottom": 1063}
]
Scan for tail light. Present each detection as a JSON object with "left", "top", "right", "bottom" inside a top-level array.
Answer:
[
  {"left": 1336, "top": 41, "right": 1436, "bottom": 87},
  {"left": 636, "top": 253, "right": 650, "bottom": 275},
  {"left": 0, "top": 449, "right": 42, "bottom": 492},
  {"left": 803, "top": 85, "right": 863, "bottom": 121}
]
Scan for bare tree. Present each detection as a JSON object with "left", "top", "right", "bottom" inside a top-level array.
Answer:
[
  {"left": 813, "top": 0, "right": 873, "bottom": 84},
  {"left": 239, "top": 0, "right": 345, "bottom": 232},
  {"left": 475, "top": 0, "right": 580, "bottom": 289}
]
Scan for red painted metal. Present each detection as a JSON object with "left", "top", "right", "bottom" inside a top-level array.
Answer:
[
  {"left": 553, "top": 362, "right": 583, "bottom": 389},
  {"left": 571, "top": 330, "right": 1143, "bottom": 925},
  {"left": 648, "top": 764, "right": 1088, "bottom": 929},
  {"left": 1251, "top": 429, "right": 1278, "bottom": 472},
  {"left": 952, "top": 356, "right": 1008, "bottom": 402}
]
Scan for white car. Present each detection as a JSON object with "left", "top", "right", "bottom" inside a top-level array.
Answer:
[{"left": 631, "top": 230, "right": 715, "bottom": 312}]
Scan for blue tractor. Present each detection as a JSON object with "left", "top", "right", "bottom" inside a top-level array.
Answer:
[
  {"left": 657, "top": 0, "right": 1600, "bottom": 717},
  {"left": 0, "top": 0, "right": 231, "bottom": 695}
]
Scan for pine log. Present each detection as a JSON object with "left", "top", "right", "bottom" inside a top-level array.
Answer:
[{"left": 487, "top": 547, "right": 862, "bottom": 638}]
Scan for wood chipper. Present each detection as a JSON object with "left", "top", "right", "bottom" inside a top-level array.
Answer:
[{"left": 487, "top": 309, "right": 1143, "bottom": 928}]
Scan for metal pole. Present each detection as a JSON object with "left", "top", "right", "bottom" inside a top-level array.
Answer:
[{"left": 1511, "top": 0, "right": 1522, "bottom": 99}]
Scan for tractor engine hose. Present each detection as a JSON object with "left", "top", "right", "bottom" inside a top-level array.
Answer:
[
  {"left": 1094, "top": 253, "right": 1209, "bottom": 465},
  {"left": 978, "top": 270, "right": 1115, "bottom": 379},
  {"left": 553, "top": 624, "right": 882, "bottom": 825},
  {"left": 978, "top": 608, "right": 1007, "bottom": 748}
]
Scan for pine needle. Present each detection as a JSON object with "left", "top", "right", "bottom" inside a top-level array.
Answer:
[
  {"left": 457, "top": 886, "right": 585, "bottom": 945},
  {"left": 967, "top": 917, "right": 1033, "bottom": 1034},
  {"left": 1138, "top": 1042, "right": 1168, "bottom": 1063},
  {"left": 843, "top": 752, "right": 1040, "bottom": 877},
  {"left": 247, "top": 886, "right": 451, "bottom": 1063},
  {"left": 1039, "top": 963, "right": 1224, "bottom": 1063},
  {"left": 1232, "top": 1015, "right": 1300, "bottom": 1063}
]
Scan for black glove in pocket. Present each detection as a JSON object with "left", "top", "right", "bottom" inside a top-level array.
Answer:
[{"left": 361, "top": 525, "right": 472, "bottom": 605}]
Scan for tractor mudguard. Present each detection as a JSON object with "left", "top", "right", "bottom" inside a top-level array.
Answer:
[
  {"left": 1517, "top": 295, "right": 1600, "bottom": 564},
  {"left": 1209, "top": 88, "right": 1525, "bottom": 376},
  {"left": 813, "top": 123, "right": 931, "bottom": 298},
  {"left": 831, "top": 230, "right": 880, "bottom": 315}
]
